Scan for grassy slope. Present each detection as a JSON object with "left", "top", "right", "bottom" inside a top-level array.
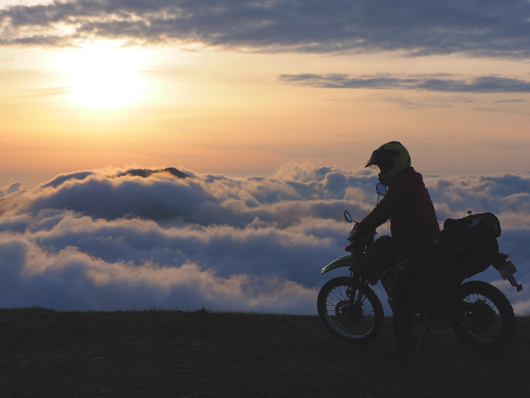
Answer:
[{"left": 0, "top": 308, "right": 529, "bottom": 398}]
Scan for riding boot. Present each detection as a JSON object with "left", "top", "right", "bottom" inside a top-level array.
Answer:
[{"left": 390, "top": 310, "right": 415, "bottom": 357}]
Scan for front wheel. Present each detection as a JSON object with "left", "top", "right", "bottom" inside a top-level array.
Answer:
[
  {"left": 317, "top": 276, "right": 384, "bottom": 343},
  {"left": 450, "top": 281, "right": 515, "bottom": 352}
]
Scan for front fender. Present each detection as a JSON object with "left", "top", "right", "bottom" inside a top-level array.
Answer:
[
  {"left": 320, "top": 236, "right": 399, "bottom": 284},
  {"left": 321, "top": 254, "right": 354, "bottom": 275}
]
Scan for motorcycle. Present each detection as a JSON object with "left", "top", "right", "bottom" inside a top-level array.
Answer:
[{"left": 317, "top": 184, "right": 522, "bottom": 352}]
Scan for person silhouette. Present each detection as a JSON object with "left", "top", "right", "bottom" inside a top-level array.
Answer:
[{"left": 354, "top": 141, "right": 440, "bottom": 356}]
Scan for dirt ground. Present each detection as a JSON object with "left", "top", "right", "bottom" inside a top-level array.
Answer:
[{"left": 0, "top": 308, "right": 529, "bottom": 397}]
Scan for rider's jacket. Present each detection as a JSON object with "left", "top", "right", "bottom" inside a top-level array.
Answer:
[{"left": 356, "top": 167, "right": 440, "bottom": 255}]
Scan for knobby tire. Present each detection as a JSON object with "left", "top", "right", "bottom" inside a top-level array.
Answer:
[
  {"left": 450, "top": 281, "right": 515, "bottom": 352},
  {"left": 317, "top": 276, "right": 384, "bottom": 343}
]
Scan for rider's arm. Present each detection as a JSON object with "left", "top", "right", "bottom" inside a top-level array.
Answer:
[{"left": 355, "top": 184, "right": 404, "bottom": 234}]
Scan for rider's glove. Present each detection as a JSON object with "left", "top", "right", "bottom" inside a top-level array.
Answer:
[
  {"left": 345, "top": 226, "right": 361, "bottom": 251},
  {"left": 348, "top": 224, "right": 359, "bottom": 241}
]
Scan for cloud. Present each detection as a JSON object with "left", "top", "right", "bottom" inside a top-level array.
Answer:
[
  {"left": 1, "top": 164, "right": 530, "bottom": 314},
  {"left": 0, "top": 181, "right": 25, "bottom": 198},
  {"left": 494, "top": 99, "right": 527, "bottom": 104},
  {"left": 1, "top": 1, "right": 530, "bottom": 59},
  {"left": 40, "top": 170, "right": 95, "bottom": 189},
  {"left": 279, "top": 73, "right": 530, "bottom": 93},
  {"left": 0, "top": 235, "right": 317, "bottom": 311}
]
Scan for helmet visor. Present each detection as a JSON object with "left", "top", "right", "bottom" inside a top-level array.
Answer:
[{"left": 365, "top": 147, "right": 400, "bottom": 168}]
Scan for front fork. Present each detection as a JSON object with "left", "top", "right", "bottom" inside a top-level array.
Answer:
[
  {"left": 346, "top": 272, "right": 370, "bottom": 311},
  {"left": 342, "top": 273, "right": 364, "bottom": 323},
  {"left": 348, "top": 271, "right": 393, "bottom": 308}
]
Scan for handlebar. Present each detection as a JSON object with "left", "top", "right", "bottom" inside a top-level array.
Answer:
[{"left": 344, "top": 229, "right": 376, "bottom": 252}]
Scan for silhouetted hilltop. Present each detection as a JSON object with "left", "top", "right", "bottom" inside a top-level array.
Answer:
[{"left": 117, "top": 167, "right": 189, "bottom": 179}]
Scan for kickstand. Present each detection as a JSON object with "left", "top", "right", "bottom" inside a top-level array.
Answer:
[{"left": 414, "top": 316, "right": 433, "bottom": 353}]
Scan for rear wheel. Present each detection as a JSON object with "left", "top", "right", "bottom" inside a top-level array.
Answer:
[
  {"left": 317, "top": 277, "right": 384, "bottom": 343},
  {"left": 450, "top": 281, "right": 515, "bottom": 352}
]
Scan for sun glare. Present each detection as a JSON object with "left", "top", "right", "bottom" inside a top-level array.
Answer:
[{"left": 57, "top": 42, "right": 147, "bottom": 109}]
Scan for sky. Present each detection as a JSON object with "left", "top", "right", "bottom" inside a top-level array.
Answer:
[
  {"left": 1, "top": 1, "right": 530, "bottom": 314},
  {"left": 1, "top": 0, "right": 530, "bottom": 188}
]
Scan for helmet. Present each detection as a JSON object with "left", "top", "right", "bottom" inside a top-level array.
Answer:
[{"left": 365, "top": 141, "right": 411, "bottom": 186}]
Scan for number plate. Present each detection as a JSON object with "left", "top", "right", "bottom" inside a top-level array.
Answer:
[{"left": 498, "top": 260, "right": 517, "bottom": 280}]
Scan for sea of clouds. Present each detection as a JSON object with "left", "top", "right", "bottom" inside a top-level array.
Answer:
[{"left": 1, "top": 163, "right": 529, "bottom": 315}]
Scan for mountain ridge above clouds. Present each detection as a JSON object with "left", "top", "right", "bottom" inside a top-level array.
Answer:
[{"left": 115, "top": 167, "right": 189, "bottom": 180}]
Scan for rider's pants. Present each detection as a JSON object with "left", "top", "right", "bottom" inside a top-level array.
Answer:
[{"left": 391, "top": 250, "right": 430, "bottom": 345}]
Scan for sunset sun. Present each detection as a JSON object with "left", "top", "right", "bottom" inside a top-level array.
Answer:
[{"left": 57, "top": 42, "right": 147, "bottom": 109}]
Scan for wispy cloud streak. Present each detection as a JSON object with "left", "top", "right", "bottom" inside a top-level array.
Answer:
[{"left": 279, "top": 74, "right": 530, "bottom": 93}]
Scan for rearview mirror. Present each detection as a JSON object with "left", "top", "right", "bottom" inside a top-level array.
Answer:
[
  {"left": 376, "top": 183, "right": 387, "bottom": 196},
  {"left": 344, "top": 210, "right": 353, "bottom": 223}
]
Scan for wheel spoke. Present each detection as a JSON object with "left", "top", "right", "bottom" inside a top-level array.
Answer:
[
  {"left": 460, "top": 292, "right": 501, "bottom": 343},
  {"left": 318, "top": 277, "right": 385, "bottom": 343},
  {"left": 451, "top": 281, "right": 515, "bottom": 352},
  {"left": 325, "top": 286, "right": 376, "bottom": 338}
]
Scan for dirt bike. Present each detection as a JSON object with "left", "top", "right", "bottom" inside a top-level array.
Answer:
[{"left": 317, "top": 184, "right": 522, "bottom": 352}]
